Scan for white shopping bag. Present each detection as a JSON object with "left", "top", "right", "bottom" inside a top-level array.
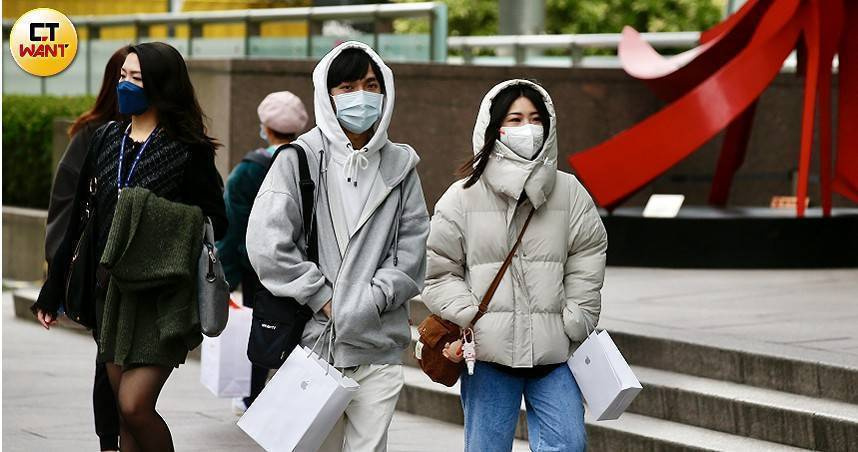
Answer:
[
  {"left": 568, "top": 330, "right": 642, "bottom": 421},
  {"left": 200, "top": 302, "right": 252, "bottom": 398},
  {"left": 237, "top": 343, "right": 359, "bottom": 452}
]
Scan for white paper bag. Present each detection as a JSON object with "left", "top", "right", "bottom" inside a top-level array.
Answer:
[
  {"left": 200, "top": 303, "right": 252, "bottom": 398},
  {"left": 237, "top": 346, "right": 360, "bottom": 452},
  {"left": 568, "top": 330, "right": 642, "bottom": 421}
]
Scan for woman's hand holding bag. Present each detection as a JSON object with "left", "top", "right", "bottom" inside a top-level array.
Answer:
[
  {"left": 443, "top": 340, "right": 463, "bottom": 362},
  {"left": 416, "top": 208, "right": 535, "bottom": 386}
]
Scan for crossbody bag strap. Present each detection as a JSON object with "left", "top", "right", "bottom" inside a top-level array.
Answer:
[
  {"left": 469, "top": 206, "right": 536, "bottom": 328},
  {"left": 271, "top": 143, "right": 318, "bottom": 263}
]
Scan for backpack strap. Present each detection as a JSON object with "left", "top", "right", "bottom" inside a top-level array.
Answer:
[{"left": 271, "top": 143, "right": 318, "bottom": 263}]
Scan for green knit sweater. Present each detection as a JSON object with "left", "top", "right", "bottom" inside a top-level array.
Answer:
[{"left": 98, "top": 187, "right": 204, "bottom": 368}]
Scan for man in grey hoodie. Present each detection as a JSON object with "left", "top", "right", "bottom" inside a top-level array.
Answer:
[{"left": 246, "top": 41, "right": 429, "bottom": 451}]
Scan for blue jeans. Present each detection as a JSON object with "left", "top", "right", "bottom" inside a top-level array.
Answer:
[{"left": 460, "top": 361, "right": 586, "bottom": 452}]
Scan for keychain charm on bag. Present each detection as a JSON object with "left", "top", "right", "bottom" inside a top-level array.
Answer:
[
  {"left": 416, "top": 207, "right": 536, "bottom": 387},
  {"left": 462, "top": 328, "right": 476, "bottom": 375}
]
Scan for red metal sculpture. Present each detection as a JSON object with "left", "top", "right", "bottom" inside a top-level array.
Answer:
[{"left": 568, "top": 0, "right": 857, "bottom": 217}]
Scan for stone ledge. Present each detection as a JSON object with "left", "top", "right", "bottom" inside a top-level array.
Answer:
[
  {"left": 10, "top": 286, "right": 202, "bottom": 361},
  {"left": 409, "top": 298, "right": 858, "bottom": 405}
]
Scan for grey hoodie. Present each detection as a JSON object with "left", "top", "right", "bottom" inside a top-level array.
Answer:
[{"left": 246, "top": 41, "right": 430, "bottom": 367}]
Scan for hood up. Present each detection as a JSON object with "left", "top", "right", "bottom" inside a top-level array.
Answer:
[
  {"left": 312, "top": 40, "right": 396, "bottom": 156},
  {"left": 472, "top": 79, "right": 558, "bottom": 209}
]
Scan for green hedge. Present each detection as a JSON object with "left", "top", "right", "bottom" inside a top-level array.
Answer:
[
  {"left": 395, "top": 0, "right": 723, "bottom": 40},
  {"left": 3, "top": 95, "right": 94, "bottom": 209}
]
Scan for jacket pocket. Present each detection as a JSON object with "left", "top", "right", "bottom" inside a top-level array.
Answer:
[{"left": 332, "top": 282, "right": 385, "bottom": 348}]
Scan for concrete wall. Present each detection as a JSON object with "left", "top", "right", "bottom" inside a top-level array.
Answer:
[
  {"left": 188, "top": 58, "right": 850, "bottom": 211},
  {"left": 3, "top": 207, "right": 47, "bottom": 282},
  {"left": 2, "top": 123, "right": 68, "bottom": 283}
]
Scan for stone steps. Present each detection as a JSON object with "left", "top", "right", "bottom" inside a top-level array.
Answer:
[
  {"left": 390, "top": 411, "right": 531, "bottom": 452},
  {"left": 398, "top": 366, "right": 809, "bottom": 451},
  {"left": 409, "top": 298, "right": 858, "bottom": 404},
  {"left": 14, "top": 288, "right": 858, "bottom": 449},
  {"left": 606, "top": 319, "right": 858, "bottom": 406},
  {"left": 629, "top": 366, "right": 858, "bottom": 450},
  {"left": 406, "top": 299, "right": 858, "bottom": 450}
]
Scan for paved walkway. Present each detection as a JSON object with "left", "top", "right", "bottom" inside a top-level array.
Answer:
[
  {"left": 600, "top": 267, "right": 858, "bottom": 360},
  {"left": 5, "top": 267, "right": 857, "bottom": 450},
  {"left": 1, "top": 293, "right": 504, "bottom": 452}
]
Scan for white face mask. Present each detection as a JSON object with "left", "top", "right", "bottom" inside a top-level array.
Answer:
[
  {"left": 499, "top": 124, "right": 544, "bottom": 160},
  {"left": 333, "top": 90, "right": 384, "bottom": 134}
]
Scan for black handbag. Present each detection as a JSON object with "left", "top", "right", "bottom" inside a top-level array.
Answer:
[
  {"left": 247, "top": 143, "right": 318, "bottom": 369},
  {"left": 198, "top": 217, "right": 230, "bottom": 337},
  {"left": 34, "top": 122, "right": 112, "bottom": 328},
  {"left": 63, "top": 174, "right": 99, "bottom": 328}
]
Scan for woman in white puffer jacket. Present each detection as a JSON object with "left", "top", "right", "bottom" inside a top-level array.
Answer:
[{"left": 422, "top": 79, "right": 607, "bottom": 452}]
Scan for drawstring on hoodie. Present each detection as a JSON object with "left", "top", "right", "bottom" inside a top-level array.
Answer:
[
  {"left": 344, "top": 143, "right": 370, "bottom": 187},
  {"left": 391, "top": 186, "right": 403, "bottom": 266}
]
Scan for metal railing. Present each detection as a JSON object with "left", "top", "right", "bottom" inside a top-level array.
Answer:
[
  {"left": 10, "top": 2, "right": 791, "bottom": 93},
  {"left": 447, "top": 32, "right": 701, "bottom": 66},
  {"left": 2, "top": 2, "right": 447, "bottom": 57},
  {"left": 2, "top": 2, "right": 447, "bottom": 93}
]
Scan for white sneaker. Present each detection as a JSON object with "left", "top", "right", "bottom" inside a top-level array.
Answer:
[{"left": 232, "top": 397, "right": 248, "bottom": 415}]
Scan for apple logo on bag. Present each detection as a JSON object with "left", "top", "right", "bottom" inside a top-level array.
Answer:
[
  {"left": 585, "top": 356, "right": 591, "bottom": 365},
  {"left": 301, "top": 379, "right": 311, "bottom": 391}
]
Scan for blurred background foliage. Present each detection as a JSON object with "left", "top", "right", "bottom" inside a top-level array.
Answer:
[
  {"left": 3, "top": 95, "right": 94, "bottom": 208},
  {"left": 394, "top": 0, "right": 724, "bottom": 36}
]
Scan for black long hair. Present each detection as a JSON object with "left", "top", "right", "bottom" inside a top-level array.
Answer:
[
  {"left": 69, "top": 45, "right": 130, "bottom": 137},
  {"left": 130, "top": 42, "right": 219, "bottom": 152},
  {"left": 457, "top": 83, "right": 550, "bottom": 188}
]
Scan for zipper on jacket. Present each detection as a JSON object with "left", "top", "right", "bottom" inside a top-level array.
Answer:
[
  {"left": 320, "top": 147, "right": 355, "bottom": 364},
  {"left": 508, "top": 203, "right": 534, "bottom": 366},
  {"left": 321, "top": 151, "right": 394, "bottom": 364}
]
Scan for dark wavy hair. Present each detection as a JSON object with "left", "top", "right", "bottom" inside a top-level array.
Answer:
[
  {"left": 130, "top": 42, "right": 219, "bottom": 152},
  {"left": 68, "top": 45, "right": 130, "bottom": 137},
  {"left": 457, "top": 83, "right": 550, "bottom": 188}
]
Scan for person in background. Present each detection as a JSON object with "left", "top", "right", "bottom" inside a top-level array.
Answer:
[
  {"left": 32, "top": 45, "right": 130, "bottom": 452},
  {"left": 246, "top": 42, "right": 430, "bottom": 451},
  {"left": 216, "top": 91, "right": 309, "bottom": 414},
  {"left": 422, "top": 79, "right": 607, "bottom": 452}
]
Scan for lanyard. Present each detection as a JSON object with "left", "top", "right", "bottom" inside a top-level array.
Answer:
[{"left": 117, "top": 124, "right": 157, "bottom": 194}]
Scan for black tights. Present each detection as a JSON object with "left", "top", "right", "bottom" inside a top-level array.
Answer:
[{"left": 105, "top": 363, "right": 174, "bottom": 452}]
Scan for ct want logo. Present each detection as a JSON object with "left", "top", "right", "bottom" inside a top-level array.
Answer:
[{"left": 9, "top": 8, "right": 78, "bottom": 77}]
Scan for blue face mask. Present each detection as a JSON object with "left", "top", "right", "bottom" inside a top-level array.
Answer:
[
  {"left": 117, "top": 80, "right": 150, "bottom": 115},
  {"left": 333, "top": 90, "right": 384, "bottom": 134}
]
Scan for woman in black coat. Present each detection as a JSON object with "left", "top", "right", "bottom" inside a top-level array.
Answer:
[{"left": 35, "top": 42, "right": 227, "bottom": 452}]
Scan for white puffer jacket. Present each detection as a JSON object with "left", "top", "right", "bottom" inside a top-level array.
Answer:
[{"left": 422, "top": 79, "right": 608, "bottom": 368}]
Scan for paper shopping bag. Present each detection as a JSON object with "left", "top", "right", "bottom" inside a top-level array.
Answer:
[
  {"left": 568, "top": 330, "right": 642, "bottom": 421},
  {"left": 200, "top": 302, "right": 252, "bottom": 398},
  {"left": 237, "top": 346, "right": 360, "bottom": 452}
]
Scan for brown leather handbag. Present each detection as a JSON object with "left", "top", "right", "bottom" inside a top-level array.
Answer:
[{"left": 417, "top": 208, "right": 535, "bottom": 387}]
